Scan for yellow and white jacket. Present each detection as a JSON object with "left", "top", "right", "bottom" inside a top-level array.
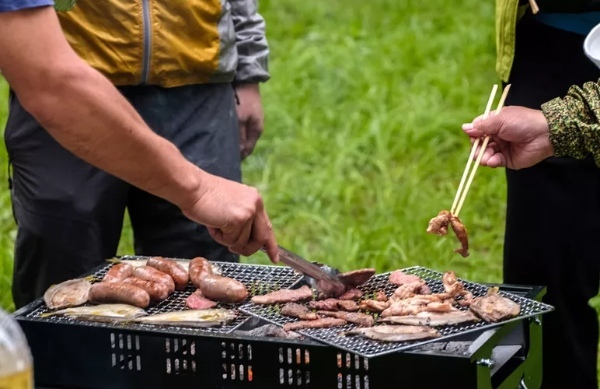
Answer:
[{"left": 55, "top": 0, "right": 269, "bottom": 87}]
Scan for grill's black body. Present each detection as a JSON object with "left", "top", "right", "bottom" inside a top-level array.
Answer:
[{"left": 13, "top": 259, "right": 547, "bottom": 389}]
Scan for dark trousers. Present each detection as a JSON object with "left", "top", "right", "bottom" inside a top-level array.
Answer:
[
  {"left": 5, "top": 83, "right": 242, "bottom": 310},
  {"left": 504, "top": 15, "right": 600, "bottom": 389}
]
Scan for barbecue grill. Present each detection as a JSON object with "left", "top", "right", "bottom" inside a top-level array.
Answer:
[{"left": 13, "top": 256, "right": 552, "bottom": 389}]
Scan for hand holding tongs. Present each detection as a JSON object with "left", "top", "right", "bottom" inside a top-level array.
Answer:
[{"left": 260, "top": 245, "right": 346, "bottom": 295}]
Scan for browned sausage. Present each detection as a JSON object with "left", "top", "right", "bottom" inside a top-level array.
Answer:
[
  {"left": 102, "top": 263, "right": 134, "bottom": 283},
  {"left": 132, "top": 266, "right": 175, "bottom": 293},
  {"left": 198, "top": 274, "right": 248, "bottom": 304},
  {"left": 122, "top": 276, "right": 170, "bottom": 302},
  {"left": 147, "top": 257, "right": 189, "bottom": 291},
  {"left": 88, "top": 283, "right": 150, "bottom": 308},
  {"left": 188, "top": 257, "right": 213, "bottom": 288}
]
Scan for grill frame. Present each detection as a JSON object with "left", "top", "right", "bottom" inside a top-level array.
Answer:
[
  {"left": 238, "top": 266, "right": 554, "bottom": 358},
  {"left": 13, "top": 260, "right": 548, "bottom": 389}
]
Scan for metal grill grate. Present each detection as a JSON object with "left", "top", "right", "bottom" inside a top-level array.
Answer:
[
  {"left": 24, "top": 256, "right": 303, "bottom": 336},
  {"left": 239, "top": 266, "right": 554, "bottom": 358}
]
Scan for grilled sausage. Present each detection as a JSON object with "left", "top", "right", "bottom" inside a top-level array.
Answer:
[
  {"left": 132, "top": 266, "right": 175, "bottom": 293},
  {"left": 189, "top": 257, "right": 213, "bottom": 288},
  {"left": 147, "top": 257, "right": 189, "bottom": 291},
  {"left": 198, "top": 274, "right": 249, "bottom": 304},
  {"left": 102, "top": 263, "right": 134, "bottom": 283},
  {"left": 122, "top": 276, "right": 170, "bottom": 302},
  {"left": 88, "top": 283, "right": 150, "bottom": 308}
]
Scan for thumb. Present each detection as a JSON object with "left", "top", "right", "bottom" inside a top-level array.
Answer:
[{"left": 462, "top": 112, "right": 504, "bottom": 138}]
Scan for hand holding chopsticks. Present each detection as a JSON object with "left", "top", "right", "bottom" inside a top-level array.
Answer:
[
  {"left": 426, "top": 84, "right": 512, "bottom": 258},
  {"left": 451, "top": 84, "right": 511, "bottom": 218}
]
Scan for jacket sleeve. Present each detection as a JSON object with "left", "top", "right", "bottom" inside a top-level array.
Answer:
[
  {"left": 229, "top": 0, "right": 270, "bottom": 83},
  {"left": 541, "top": 80, "right": 600, "bottom": 167}
]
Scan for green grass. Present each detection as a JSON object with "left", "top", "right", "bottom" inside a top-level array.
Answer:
[{"left": 1, "top": 0, "right": 599, "bottom": 380}]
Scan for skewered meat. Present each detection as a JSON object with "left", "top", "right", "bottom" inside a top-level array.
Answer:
[
  {"left": 103, "top": 263, "right": 134, "bottom": 283},
  {"left": 450, "top": 215, "right": 469, "bottom": 257},
  {"left": 281, "top": 303, "right": 318, "bottom": 320},
  {"left": 342, "top": 325, "right": 441, "bottom": 342},
  {"left": 283, "top": 317, "right": 346, "bottom": 331},
  {"left": 250, "top": 285, "right": 314, "bottom": 305},
  {"left": 339, "top": 288, "right": 363, "bottom": 300},
  {"left": 378, "top": 309, "right": 479, "bottom": 326},
  {"left": 317, "top": 310, "right": 374, "bottom": 327},
  {"left": 358, "top": 299, "right": 390, "bottom": 312},
  {"left": 88, "top": 282, "right": 150, "bottom": 308},
  {"left": 185, "top": 290, "right": 217, "bottom": 310},
  {"left": 426, "top": 210, "right": 451, "bottom": 236},
  {"left": 469, "top": 287, "right": 520, "bottom": 322},
  {"left": 308, "top": 299, "right": 359, "bottom": 312},
  {"left": 147, "top": 257, "right": 189, "bottom": 291},
  {"left": 337, "top": 268, "right": 376, "bottom": 287}
]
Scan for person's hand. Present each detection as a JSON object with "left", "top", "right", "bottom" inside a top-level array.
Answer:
[
  {"left": 461, "top": 106, "right": 555, "bottom": 169},
  {"left": 235, "top": 83, "right": 264, "bottom": 159},
  {"left": 180, "top": 171, "right": 279, "bottom": 263}
]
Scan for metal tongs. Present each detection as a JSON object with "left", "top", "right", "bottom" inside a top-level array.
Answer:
[{"left": 260, "top": 245, "right": 346, "bottom": 296}]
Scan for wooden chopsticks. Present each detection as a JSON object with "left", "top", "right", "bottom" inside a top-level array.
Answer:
[
  {"left": 450, "top": 84, "right": 511, "bottom": 218},
  {"left": 529, "top": 0, "right": 540, "bottom": 14}
]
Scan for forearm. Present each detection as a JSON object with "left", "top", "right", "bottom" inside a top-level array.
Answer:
[
  {"left": 17, "top": 63, "right": 204, "bottom": 210},
  {"left": 230, "top": 0, "right": 270, "bottom": 83},
  {"left": 541, "top": 80, "right": 600, "bottom": 166},
  {"left": 0, "top": 7, "right": 205, "bottom": 210}
]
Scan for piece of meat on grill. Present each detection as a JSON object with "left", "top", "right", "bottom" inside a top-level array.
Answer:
[
  {"left": 339, "top": 288, "right": 363, "bottom": 300},
  {"left": 342, "top": 325, "right": 441, "bottom": 342},
  {"left": 378, "top": 309, "right": 479, "bottom": 326},
  {"left": 281, "top": 303, "right": 318, "bottom": 320},
  {"left": 337, "top": 268, "right": 376, "bottom": 287},
  {"left": 185, "top": 289, "right": 218, "bottom": 310},
  {"left": 381, "top": 300, "right": 453, "bottom": 317},
  {"left": 283, "top": 317, "right": 347, "bottom": 332},
  {"left": 442, "top": 271, "right": 473, "bottom": 305},
  {"left": 308, "top": 298, "right": 359, "bottom": 312},
  {"left": 375, "top": 290, "right": 388, "bottom": 302},
  {"left": 317, "top": 310, "right": 374, "bottom": 327},
  {"left": 469, "top": 287, "right": 520, "bottom": 323},
  {"left": 389, "top": 270, "right": 422, "bottom": 286},
  {"left": 426, "top": 210, "right": 452, "bottom": 236},
  {"left": 43, "top": 278, "right": 92, "bottom": 310},
  {"left": 358, "top": 299, "right": 390, "bottom": 313},
  {"left": 389, "top": 271, "right": 431, "bottom": 296},
  {"left": 250, "top": 285, "right": 314, "bottom": 305},
  {"left": 449, "top": 215, "right": 469, "bottom": 257}
]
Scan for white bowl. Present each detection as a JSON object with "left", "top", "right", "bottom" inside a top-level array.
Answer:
[{"left": 584, "top": 23, "right": 600, "bottom": 69}]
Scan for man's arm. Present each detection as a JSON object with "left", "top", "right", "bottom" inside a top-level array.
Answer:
[
  {"left": 230, "top": 0, "right": 269, "bottom": 158},
  {"left": 0, "top": 7, "right": 279, "bottom": 261}
]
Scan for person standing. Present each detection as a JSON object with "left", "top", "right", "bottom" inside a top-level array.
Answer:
[
  {"left": 495, "top": 1, "right": 600, "bottom": 387},
  {"left": 3, "top": 0, "right": 274, "bottom": 309}
]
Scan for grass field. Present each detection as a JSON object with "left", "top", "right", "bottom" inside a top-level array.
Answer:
[{"left": 1, "top": 0, "right": 599, "bottom": 382}]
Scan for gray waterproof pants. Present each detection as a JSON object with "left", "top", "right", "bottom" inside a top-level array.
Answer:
[{"left": 5, "top": 83, "right": 241, "bottom": 309}]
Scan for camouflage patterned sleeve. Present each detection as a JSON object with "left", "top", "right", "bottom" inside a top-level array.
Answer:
[{"left": 541, "top": 80, "right": 600, "bottom": 167}]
